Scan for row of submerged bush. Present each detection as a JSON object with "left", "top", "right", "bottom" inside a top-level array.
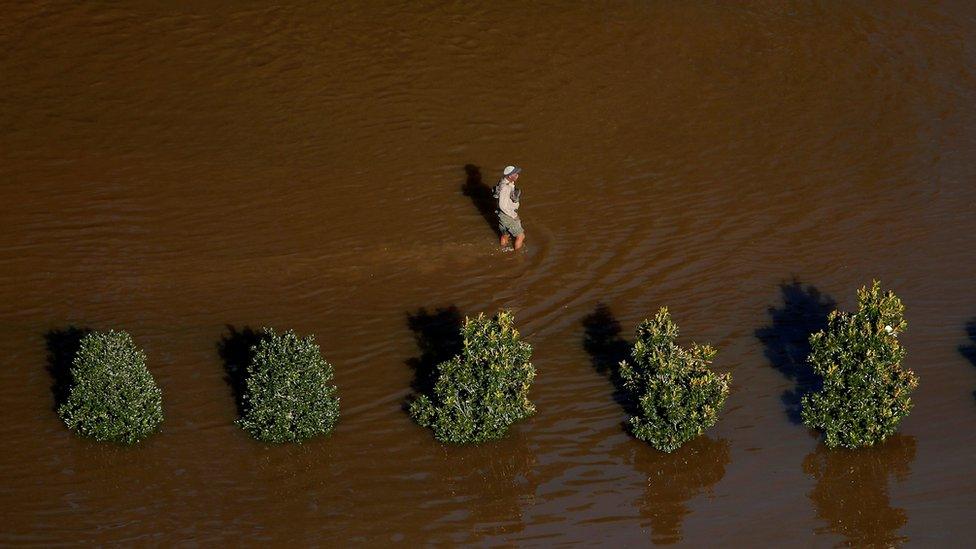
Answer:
[{"left": 54, "top": 281, "right": 917, "bottom": 451}]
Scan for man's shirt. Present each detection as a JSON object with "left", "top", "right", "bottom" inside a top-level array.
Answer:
[{"left": 497, "top": 180, "right": 520, "bottom": 219}]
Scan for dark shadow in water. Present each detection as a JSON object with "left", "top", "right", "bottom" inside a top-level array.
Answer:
[
  {"left": 44, "top": 327, "right": 90, "bottom": 410},
  {"left": 803, "top": 435, "right": 916, "bottom": 546},
  {"left": 755, "top": 279, "right": 836, "bottom": 424},
  {"left": 461, "top": 164, "right": 499, "bottom": 237},
  {"left": 405, "top": 306, "right": 464, "bottom": 407},
  {"left": 217, "top": 325, "right": 265, "bottom": 418},
  {"left": 959, "top": 319, "right": 976, "bottom": 401},
  {"left": 582, "top": 303, "right": 640, "bottom": 422},
  {"left": 633, "top": 436, "right": 731, "bottom": 545}
]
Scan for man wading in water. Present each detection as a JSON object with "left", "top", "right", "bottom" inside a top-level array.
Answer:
[{"left": 495, "top": 165, "right": 525, "bottom": 251}]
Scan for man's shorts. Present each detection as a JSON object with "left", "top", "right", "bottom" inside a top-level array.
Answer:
[{"left": 498, "top": 213, "right": 524, "bottom": 237}]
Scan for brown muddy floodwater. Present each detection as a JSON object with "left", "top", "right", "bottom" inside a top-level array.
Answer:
[{"left": 2, "top": 1, "right": 976, "bottom": 546}]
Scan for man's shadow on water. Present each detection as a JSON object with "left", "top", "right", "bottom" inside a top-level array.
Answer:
[
  {"left": 405, "top": 306, "right": 464, "bottom": 408},
  {"left": 582, "top": 304, "right": 641, "bottom": 427},
  {"left": 461, "top": 164, "right": 499, "bottom": 237},
  {"left": 754, "top": 280, "right": 836, "bottom": 424},
  {"left": 217, "top": 325, "right": 266, "bottom": 418},
  {"left": 958, "top": 319, "right": 976, "bottom": 402},
  {"left": 44, "top": 326, "right": 90, "bottom": 410}
]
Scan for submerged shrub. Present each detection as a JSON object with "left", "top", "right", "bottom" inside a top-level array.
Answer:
[
  {"left": 801, "top": 281, "right": 918, "bottom": 449},
  {"left": 58, "top": 330, "right": 163, "bottom": 444},
  {"left": 619, "top": 308, "right": 731, "bottom": 453},
  {"left": 409, "top": 311, "right": 535, "bottom": 444},
  {"left": 238, "top": 328, "right": 339, "bottom": 443}
]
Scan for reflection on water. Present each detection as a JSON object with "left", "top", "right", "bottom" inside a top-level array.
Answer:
[
  {"left": 632, "top": 437, "right": 731, "bottom": 545},
  {"left": 802, "top": 435, "right": 916, "bottom": 546},
  {"left": 755, "top": 280, "right": 836, "bottom": 424},
  {"left": 430, "top": 435, "right": 539, "bottom": 541}
]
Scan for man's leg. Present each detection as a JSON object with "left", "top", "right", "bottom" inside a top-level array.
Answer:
[
  {"left": 500, "top": 233, "right": 511, "bottom": 248},
  {"left": 514, "top": 233, "right": 525, "bottom": 250}
]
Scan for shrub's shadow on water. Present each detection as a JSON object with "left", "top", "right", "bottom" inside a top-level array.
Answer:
[
  {"left": 803, "top": 434, "right": 916, "bottom": 546},
  {"left": 958, "top": 319, "right": 976, "bottom": 402},
  {"left": 581, "top": 304, "right": 640, "bottom": 428},
  {"left": 217, "top": 325, "right": 265, "bottom": 418},
  {"left": 755, "top": 280, "right": 836, "bottom": 424},
  {"left": 44, "top": 327, "right": 90, "bottom": 410},
  {"left": 404, "top": 306, "right": 463, "bottom": 410},
  {"left": 461, "top": 164, "right": 499, "bottom": 238}
]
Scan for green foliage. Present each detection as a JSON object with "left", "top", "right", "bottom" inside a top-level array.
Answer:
[
  {"left": 238, "top": 329, "right": 340, "bottom": 443},
  {"left": 801, "top": 281, "right": 918, "bottom": 449},
  {"left": 410, "top": 311, "right": 535, "bottom": 444},
  {"left": 619, "top": 308, "right": 731, "bottom": 453},
  {"left": 58, "top": 330, "right": 163, "bottom": 444}
]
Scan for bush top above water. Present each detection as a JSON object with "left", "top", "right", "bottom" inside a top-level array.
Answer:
[
  {"left": 237, "top": 328, "right": 340, "bottom": 444},
  {"left": 801, "top": 281, "right": 918, "bottom": 449},
  {"left": 620, "top": 307, "right": 731, "bottom": 453},
  {"left": 57, "top": 330, "right": 164, "bottom": 445},
  {"left": 409, "top": 311, "right": 536, "bottom": 444}
]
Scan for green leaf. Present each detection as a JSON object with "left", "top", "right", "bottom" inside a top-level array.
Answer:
[
  {"left": 620, "top": 308, "right": 730, "bottom": 453},
  {"left": 409, "top": 311, "right": 536, "bottom": 444},
  {"left": 58, "top": 330, "right": 163, "bottom": 445},
  {"left": 237, "top": 328, "right": 340, "bottom": 443},
  {"left": 801, "top": 281, "right": 918, "bottom": 449}
]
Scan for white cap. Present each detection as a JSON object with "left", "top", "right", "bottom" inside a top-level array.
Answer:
[{"left": 502, "top": 165, "right": 521, "bottom": 178}]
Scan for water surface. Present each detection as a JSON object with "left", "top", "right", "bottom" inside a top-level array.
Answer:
[{"left": 2, "top": 1, "right": 976, "bottom": 545}]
